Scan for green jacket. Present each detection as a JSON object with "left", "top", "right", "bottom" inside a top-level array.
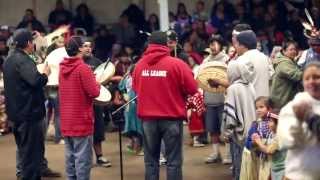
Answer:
[{"left": 270, "top": 53, "right": 302, "bottom": 108}]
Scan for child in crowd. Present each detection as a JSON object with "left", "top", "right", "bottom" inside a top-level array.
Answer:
[
  {"left": 186, "top": 89, "right": 205, "bottom": 147},
  {"left": 119, "top": 65, "right": 143, "bottom": 156},
  {"left": 240, "top": 96, "right": 273, "bottom": 180},
  {"left": 253, "top": 111, "right": 286, "bottom": 180},
  {"left": 222, "top": 60, "right": 256, "bottom": 180}
]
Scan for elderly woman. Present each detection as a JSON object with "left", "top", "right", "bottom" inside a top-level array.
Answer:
[
  {"left": 277, "top": 62, "right": 320, "bottom": 180},
  {"left": 270, "top": 40, "right": 303, "bottom": 109}
]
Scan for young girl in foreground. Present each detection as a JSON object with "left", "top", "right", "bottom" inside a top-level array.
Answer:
[
  {"left": 240, "top": 96, "right": 273, "bottom": 180},
  {"left": 253, "top": 111, "right": 286, "bottom": 180}
]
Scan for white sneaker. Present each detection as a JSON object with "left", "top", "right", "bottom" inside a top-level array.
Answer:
[
  {"left": 222, "top": 158, "right": 232, "bottom": 164},
  {"left": 159, "top": 157, "right": 167, "bottom": 165},
  {"left": 97, "top": 157, "right": 112, "bottom": 168},
  {"left": 193, "top": 140, "right": 205, "bottom": 147},
  {"left": 205, "top": 154, "right": 221, "bottom": 164},
  {"left": 58, "top": 140, "right": 65, "bottom": 145}
]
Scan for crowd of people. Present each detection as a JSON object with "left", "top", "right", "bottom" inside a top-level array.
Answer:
[{"left": 1, "top": 0, "right": 320, "bottom": 180}]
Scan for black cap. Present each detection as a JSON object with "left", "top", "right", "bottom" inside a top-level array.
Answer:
[
  {"left": 13, "top": 28, "right": 33, "bottom": 48},
  {"left": 166, "top": 30, "right": 178, "bottom": 41},
  {"left": 149, "top": 31, "right": 167, "bottom": 45}
]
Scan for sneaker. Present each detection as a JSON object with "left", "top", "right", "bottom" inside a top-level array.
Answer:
[
  {"left": 205, "top": 154, "right": 221, "bottom": 164},
  {"left": 229, "top": 166, "right": 233, "bottom": 171},
  {"left": 159, "top": 157, "right": 167, "bottom": 165},
  {"left": 222, "top": 158, "right": 232, "bottom": 165},
  {"left": 58, "top": 139, "right": 65, "bottom": 145},
  {"left": 136, "top": 150, "right": 144, "bottom": 156},
  {"left": 97, "top": 157, "right": 112, "bottom": 168},
  {"left": 41, "top": 167, "right": 61, "bottom": 177},
  {"left": 193, "top": 140, "right": 205, "bottom": 147}
]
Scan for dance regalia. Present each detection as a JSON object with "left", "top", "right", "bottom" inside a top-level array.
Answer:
[{"left": 186, "top": 91, "right": 205, "bottom": 134}]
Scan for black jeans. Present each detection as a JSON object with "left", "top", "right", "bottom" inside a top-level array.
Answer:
[
  {"left": 142, "top": 120, "right": 183, "bottom": 180},
  {"left": 13, "top": 120, "right": 44, "bottom": 180}
]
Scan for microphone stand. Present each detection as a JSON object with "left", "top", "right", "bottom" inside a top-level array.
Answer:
[{"left": 111, "top": 95, "right": 138, "bottom": 180}]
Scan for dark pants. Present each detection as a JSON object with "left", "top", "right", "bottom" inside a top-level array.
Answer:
[
  {"left": 93, "top": 105, "right": 105, "bottom": 144},
  {"left": 13, "top": 120, "right": 44, "bottom": 180},
  {"left": 142, "top": 120, "right": 183, "bottom": 180},
  {"left": 16, "top": 118, "right": 49, "bottom": 177}
]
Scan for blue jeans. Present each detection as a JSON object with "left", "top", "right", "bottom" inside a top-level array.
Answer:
[
  {"left": 47, "top": 94, "right": 62, "bottom": 143},
  {"left": 64, "top": 136, "right": 93, "bottom": 180},
  {"left": 142, "top": 120, "right": 183, "bottom": 180},
  {"left": 231, "top": 140, "right": 243, "bottom": 180}
]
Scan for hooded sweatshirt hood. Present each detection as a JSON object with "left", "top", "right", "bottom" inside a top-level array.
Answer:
[
  {"left": 227, "top": 60, "right": 255, "bottom": 84},
  {"left": 60, "top": 56, "right": 83, "bottom": 76},
  {"left": 142, "top": 44, "right": 170, "bottom": 65}
]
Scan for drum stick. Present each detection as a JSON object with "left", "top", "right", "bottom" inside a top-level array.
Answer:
[
  {"left": 111, "top": 96, "right": 138, "bottom": 116},
  {"left": 104, "top": 58, "right": 111, "bottom": 70}
]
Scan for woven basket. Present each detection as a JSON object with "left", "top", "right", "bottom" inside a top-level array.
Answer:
[{"left": 196, "top": 61, "right": 227, "bottom": 93}]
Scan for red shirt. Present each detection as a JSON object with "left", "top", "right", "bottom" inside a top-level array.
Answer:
[
  {"left": 59, "top": 56, "right": 100, "bottom": 137},
  {"left": 133, "top": 44, "right": 198, "bottom": 120}
]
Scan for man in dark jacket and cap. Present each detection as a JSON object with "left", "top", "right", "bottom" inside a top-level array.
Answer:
[{"left": 3, "top": 28, "right": 50, "bottom": 180}]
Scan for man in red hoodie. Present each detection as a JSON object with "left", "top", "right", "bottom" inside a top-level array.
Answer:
[
  {"left": 59, "top": 36, "right": 100, "bottom": 180},
  {"left": 132, "top": 31, "right": 198, "bottom": 180}
]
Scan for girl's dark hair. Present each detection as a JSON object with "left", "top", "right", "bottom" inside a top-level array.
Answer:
[
  {"left": 281, "top": 40, "right": 297, "bottom": 54},
  {"left": 177, "top": 2, "right": 188, "bottom": 16},
  {"left": 76, "top": 3, "right": 89, "bottom": 14},
  {"left": 255, "top": 96, "right": 273, "bottom": 109},
  {"left": 209, "top": 34, "right": 225, "bottom": 47},
  {"left": 148, "top": 13, "right": 160, "bottom": 30}
]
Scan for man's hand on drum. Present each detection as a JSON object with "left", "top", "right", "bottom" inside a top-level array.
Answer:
[
  {"left": 207, "top": 78, "right": 220, "bottom": 88},
  {"left": 207, "top": 78, "right": 229, "bottom": 88}
]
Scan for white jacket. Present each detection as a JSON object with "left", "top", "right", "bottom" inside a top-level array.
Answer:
[
  {"left": 237, "top": 49, "right": 272, "bottom": 97},
  {"left": 277, "top": 92, "right": 320, "bottom": 180}
]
